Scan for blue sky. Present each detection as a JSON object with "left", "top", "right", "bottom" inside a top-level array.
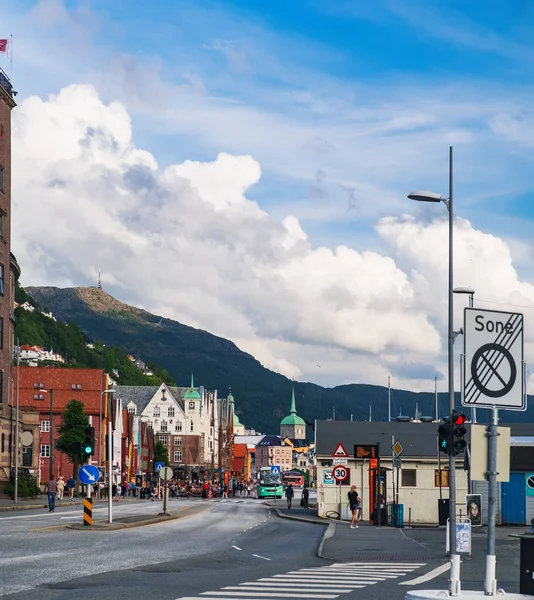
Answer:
[{"left": 4, "top": 0, "right": 534, "bottom": 389}]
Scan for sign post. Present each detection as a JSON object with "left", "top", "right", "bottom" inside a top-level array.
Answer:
[
  {"left": 270, "top": 465, "right": 281, "bottom": 505},
  {"left": 78, "top": 465, "right": 99, "bottom": 527},
  {"left": 158, "top": 466, "right": 173, "bottom": 515},
  {"left": 464, "top": 307, "right": 525, "bottom": 596}
]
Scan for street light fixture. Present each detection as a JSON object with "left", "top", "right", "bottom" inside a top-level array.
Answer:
[{"left": 408, "top": 146, "right": 460, "bottom": 596}]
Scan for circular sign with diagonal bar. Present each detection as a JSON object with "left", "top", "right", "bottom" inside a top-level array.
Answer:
[{"left": 463, "top": 308, "right": 525, "bottom": 411}]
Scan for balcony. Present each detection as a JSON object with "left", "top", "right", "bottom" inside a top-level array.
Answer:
[{"left": 0, "top": 68, "right": 15, "bottom": 100}]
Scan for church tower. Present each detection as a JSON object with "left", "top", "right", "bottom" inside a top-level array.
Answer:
[{"left": 280, "top": 387, "right": 306, "bottom": 440}]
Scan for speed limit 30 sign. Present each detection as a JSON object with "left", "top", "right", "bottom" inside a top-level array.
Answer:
[{"left": 333, "top": 465, "right": 349, "bottom": 482}]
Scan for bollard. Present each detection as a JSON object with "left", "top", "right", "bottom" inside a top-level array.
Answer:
[
  {"left": 83, "top": 496, "right": 92, "bottom": 526},
  {"left": 409, "top": 507, "right": 412, "bottom": 528}
]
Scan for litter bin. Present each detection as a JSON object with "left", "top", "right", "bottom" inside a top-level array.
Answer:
[
  {"left": 438, "top": 499, "right": 449, "bottom": 526},
  {"left": 520, "top": 535, "right": 534, "bottom": 595},
  {"left": 391, "top": 504, "right": 404, "bottom": 528}
]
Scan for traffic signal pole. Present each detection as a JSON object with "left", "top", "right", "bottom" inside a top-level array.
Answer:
[{"left": 485, "top": 408, "right": 499, "bottom": 595}]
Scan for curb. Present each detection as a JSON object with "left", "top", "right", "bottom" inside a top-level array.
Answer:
[
  {"left": 318, "top": 522, "right": 336, "bottom": 559},
  {"left": 67, "top": 514, "right": 180, "bottom": 531},
  {"left": 272, "top": 507, "right": 330, "bottom": 526},
  {"left": 0, "top": 498, "right": 111, "bottom": 512},
  {"left": 66, "top": 504, "right": 212, "bottom": 531}
]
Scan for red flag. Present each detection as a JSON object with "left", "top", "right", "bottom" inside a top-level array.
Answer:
[{"left": 0, "top": 40, "right": 8, "bottom": 54}]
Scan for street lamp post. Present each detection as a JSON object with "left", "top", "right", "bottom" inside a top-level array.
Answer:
[
  {"left": 454, "top": 287, "right": 476, "bottom": 424},
  {"left": 13, "top": 346, "right": 21, "bottom": 504},
  {"left": 103, "top": 389, "right": 116, "bottom": 524},
  {"left": 408, "top": 146, "right": 460, "bottom": 596}
]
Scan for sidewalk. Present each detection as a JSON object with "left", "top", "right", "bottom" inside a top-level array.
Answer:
[
  {"left": 272, "top": 505, "right": 440, "bottom": 562},
  {"left": 0, "top": 496, "right": 135, "bottom": 512}
]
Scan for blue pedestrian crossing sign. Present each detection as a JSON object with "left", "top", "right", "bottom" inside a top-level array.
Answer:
[
  {"left": 270, "top": 465, "right": 281, "bottom": 475},
  {"left": 155, "top": 462, "right": 165, "bottom": 472}
]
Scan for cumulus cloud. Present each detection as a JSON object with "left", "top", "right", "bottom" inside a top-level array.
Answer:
[{"left": 12, "top": 84, "right": 534, "bottom": 391}]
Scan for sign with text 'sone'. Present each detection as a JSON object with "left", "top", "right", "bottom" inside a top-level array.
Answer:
[{"left": 463, "top": 308, "right": 525, "bottom": 411}]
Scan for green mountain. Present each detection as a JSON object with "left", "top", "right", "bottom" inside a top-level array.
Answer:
[
  {"left": 25, "top": 285, "right": 530, "bottom": 432},
  {"left": 15, "top": 285, "right": 175, "bottom": 387}
]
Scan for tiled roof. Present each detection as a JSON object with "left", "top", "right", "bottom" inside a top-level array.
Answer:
[{"left": 116, "top": 385, "right": 188, "bottom": 413}]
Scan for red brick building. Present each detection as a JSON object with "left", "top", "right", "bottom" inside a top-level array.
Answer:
[
  {"left": 0, "top": 68, "right": 22, "bottom": 494},
  {"left": 15, "top": 366, "right": 108, "bottom": 482}
]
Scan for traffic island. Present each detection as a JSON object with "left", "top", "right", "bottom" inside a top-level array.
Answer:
[{"left": 66, "top": 503, "right": 211, "bottom": 531}]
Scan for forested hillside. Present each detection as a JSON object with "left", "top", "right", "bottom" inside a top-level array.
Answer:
[{"left": 15, "top": 285, "right": 175, "bottom": 387}]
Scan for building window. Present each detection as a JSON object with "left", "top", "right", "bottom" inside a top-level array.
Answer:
[
  {"left": 71, "top": 384, "right": 76, "bottom": 390},
  {"left": 0, "top": 263, "right": 4, "bottom": 296},
  {"left": 0, "top": 316, "right": 4, "bottom": 349},
  {"left": 0, "top": 211, "right": 5, "bottom": 240},
  {"left": 40, "top": 445, "right": 51, "bottom": 458},
  {"left": 190, "top": 420, "right": 193, "bottom": 432},
  {"left": 39, "top": 383, "right": 44, "bottom": 388},
  {"left": 174, "top": 451, "right": 182, "bottom": 462},
  {"left": 209, "top": 440, "right": 213, "bottom": 450},
  {"left": 434, "top": 470, "right": 449, "bottom": 488},
  {"left": 147, "top": 420, "right": 153, "bottom": 428},
  {"left": 33, "top": 393, "right": 44, "bottom": 400},
  {"left": 40, "top": 420, "right": 50, "bottom": 432},
  {"left": 77, "top": 384, "right": 82, "bottom": 390},
  {"left": 160, "top": 420, "right": 168, "bottom": 432},
  {"left": 153, "top": 406, "right": 160, "bottom": 417},
  {"left": 159, "top": 436, "right": 168, "bottom": 445},
  {"left": 402, "top": 469, "right": 417, "bottom": 487},
  {"left": 168, "top": 406, "right": 175, "bottom": 417},
  {"left": 1, "top": 432, "right": 4, "bottom": 453},
  {"left": 174, "top": 437, "right": 182, "bottom": 446},
  {"left": 175, "top": 421, "right": 182, "bottom": 432},
  {"left": 128, "top": 407, "right": 135, "bottom": 414},
  {"left": 34, "top": 383, "right": 39, "bottom": 389},
  {"left": 0, "top": 165, "right": 4, "bottom": 193}
]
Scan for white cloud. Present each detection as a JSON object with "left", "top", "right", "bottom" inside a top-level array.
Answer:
[{"left": 14, "top": 84, "right": 534, "bottom": 393}]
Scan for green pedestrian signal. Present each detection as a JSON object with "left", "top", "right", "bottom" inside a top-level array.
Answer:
[{"left": 438, "top": 418, "right": 452, "bottom": 455}]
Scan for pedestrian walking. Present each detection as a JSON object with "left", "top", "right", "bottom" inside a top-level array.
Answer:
[
  {"left": 56, "top": 476, "right": 65, "bottom": 500},
  {"left": 285, "top": 483, "right": 294, "bottom": 509},
  {"left": 348, "top": 485, "right": 361, "bottom": 529},
  {"left": 66, "top": 475, "right": 75, "bottom": 500},
  {"left": 45, "top": 477, "right": 57, "bottom": 512},
  {"left": 302, "top": 485, "right": 309, "bottom": 510}
]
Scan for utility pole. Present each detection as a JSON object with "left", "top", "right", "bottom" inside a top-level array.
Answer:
[{"left": 388, "top": 374, "right": 391, "bottom": 422}]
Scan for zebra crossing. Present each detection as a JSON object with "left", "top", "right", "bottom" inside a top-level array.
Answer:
[{"left": 176, "top": 561, "right": 426, "bottom": 599}]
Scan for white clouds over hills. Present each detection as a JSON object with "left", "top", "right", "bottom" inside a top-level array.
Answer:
[{"left": 11, "top": 84, "right": 534, "bottom": 390}]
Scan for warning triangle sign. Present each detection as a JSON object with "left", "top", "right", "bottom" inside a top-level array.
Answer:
[{"left": 332, "top": 442, "right": 349, "bottom": 457}]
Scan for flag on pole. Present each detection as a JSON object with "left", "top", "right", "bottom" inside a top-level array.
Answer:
[{"left": 0, "top": 40, "right": 8, "bottom": 54}]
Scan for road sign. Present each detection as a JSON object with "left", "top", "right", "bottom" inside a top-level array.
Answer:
[
  {"left": 392, "top": 440, "right": 404, "bottom": 456},
  {"left": 270, "top": 465, "right": 281, "bottom": 476},
  {"left": 332, "top": 465, "right": 349, "bottom": 482},
  {"left": 392, "top": 456, "right": 402, "bottom": 469},
  {"left": 354, "top": 444, "right": 377, "bottom": 459},
  {"left": 464, "top": 308, "right": 525, "bottom": 410},
  {"left": 78, "top": 465, "right": 100, "bottom": 485},
  {"left": 323, "top": 469, "right": 334, "bottom": 485},
  {"left": 332, "top": 457, "right": 348, "bottom": 466},
  {"left": 159, "top": 466, "right": 173, "bottom": 481},
  {"left": 526, "top": 474, "right": 534, "bottom": 497},
  {"left": 332, "top": 443, "right": 349, "bottom": 457},
  {"left": 155, "top": 462, "right": 165, "bottom": 472}
]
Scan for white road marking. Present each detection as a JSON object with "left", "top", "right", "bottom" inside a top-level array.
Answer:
[
  {"left": 227, "top": 586, "right": 352, "bottom": 593},
  {"left": 399, "top": 562, "right": 451, "bottom": 586},
  {"left": 200, "top": 593, "right": 339, "bottom": 598},
  {"left": 264, "top": 578, "right": 378, "bottom": 585},
  {"left": 252, "top": 553, "right": 271, "bottom": 560},
  {"left": 231, "top": 545, "right": 241, "bottom": 551},
  {"left": 251, "top": 581, "right": 365, "bottom": 588}
]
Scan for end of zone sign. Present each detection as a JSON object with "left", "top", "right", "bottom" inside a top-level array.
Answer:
[{"left": 463, "top": 308, "right": 525, "bottom": 411}]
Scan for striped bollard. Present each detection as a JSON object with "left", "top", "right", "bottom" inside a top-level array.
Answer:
[{"left": 83, "top": 496, "right": 92, "bottom": 526}]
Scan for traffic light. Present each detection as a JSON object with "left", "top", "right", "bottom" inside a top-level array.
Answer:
[
  {"left": 438, "top": 417, "right": 452, "bottom": 455},
  {"left": 83, "top": 425, "right": 95, "bottom": 457},
  {"left": 452, "top": 411, "right": 467, "bottom": 456}
]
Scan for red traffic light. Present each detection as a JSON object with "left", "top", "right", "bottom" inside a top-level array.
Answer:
[{"left": 453, "top": 413, "right": 466, "bottom": 426}]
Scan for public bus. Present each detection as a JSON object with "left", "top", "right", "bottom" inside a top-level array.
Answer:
[
  {"left": 282, "top": 471, "right": 306, "bottom": 488},
  {"left": 257, "top": 467, "right": 284, "bottom": 499}
]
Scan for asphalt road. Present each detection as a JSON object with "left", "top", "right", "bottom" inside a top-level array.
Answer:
[{"left": 1, "top": 496, "right": 522, "bottom": 600}]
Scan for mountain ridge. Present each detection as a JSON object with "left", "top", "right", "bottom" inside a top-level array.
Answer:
[{"left": 26, "top": 285, "right": 531, "bottom": 431}]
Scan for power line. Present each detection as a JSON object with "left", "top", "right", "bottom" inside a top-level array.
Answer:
[{"left": 475, "top": 298, "right": 534, "bottom": 310}]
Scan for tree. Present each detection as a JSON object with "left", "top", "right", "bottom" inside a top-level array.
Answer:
[
  {"left": 153, "top": 441, "right": 169, "bottom": 465},
  {"left": 55, "top": 399, "right": 89, "bottom": 480}
]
